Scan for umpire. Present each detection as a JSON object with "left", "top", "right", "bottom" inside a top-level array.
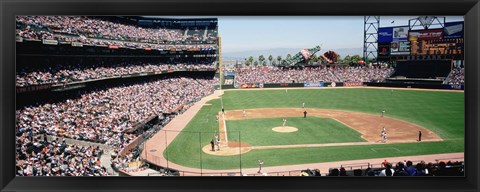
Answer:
[{"left": 304, "top": 111, "right": 307, "bottom": 118}]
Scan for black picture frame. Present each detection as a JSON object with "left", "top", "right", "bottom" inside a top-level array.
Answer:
[{"left": 1, "top": 0, "right": 479, "bottom": 192}]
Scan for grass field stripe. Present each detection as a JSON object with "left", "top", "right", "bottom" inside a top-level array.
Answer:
[{"left": 370, "top": 147, "right": 401, "bottom": 152}]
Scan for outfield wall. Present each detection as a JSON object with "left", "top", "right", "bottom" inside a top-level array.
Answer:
[{"left": 222, "top": 82, "right": 463, "bottom": 90}]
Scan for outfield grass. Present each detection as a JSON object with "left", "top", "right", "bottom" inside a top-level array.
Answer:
[
  {"left": 226, "top": 117, "right": 365, "bottom": 146},
  {"left": 164, "top": 88, "right": 464, "bottom": 170}
]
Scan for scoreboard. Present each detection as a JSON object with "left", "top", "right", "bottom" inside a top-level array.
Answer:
[
  {"left": 377, "top": 21, "right": 464, "bottom": 61},
  {"left": 410, "top": 38, "right": 464, "bottom": 56}
]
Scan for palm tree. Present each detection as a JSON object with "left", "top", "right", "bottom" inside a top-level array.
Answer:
[
  {"left": 258, "top": 55, "right": 265, "bottom": 65},
  {"left": 254, "top": 61, "right": 259, "bottom": 67},
  {"left": 268, "top": 55, "right": 273, "bottom": 65},
  {"left": 262, "top": 61, "right": 267, "bottom": 66},
  {"left": 277, "top": 56, "right": 282, "bottom": 65},
  {"left": 272, "top": 60, "right": 277, "bottom": 66},
  {"left": 286, "top": 54, "right": 292, "bottom": 60},
  {"left": 248, "top": 56, "right": 254, "bottom": 65}
]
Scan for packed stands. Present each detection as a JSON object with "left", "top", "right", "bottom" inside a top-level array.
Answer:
[
  {"left": 16, "top": 62, "right": 216, "bottom": 87},
  {"left": 16, "top": 16, "right": 217, "bottom": 50},
  {"left": 233, "top": 66, "right": 394, "bottom": 85},
  {"left": 16, "top": 76, "right": 217, "bottom": 175},
  {"left": 444, "top": 67, "right": 464, "bottom": 85}
]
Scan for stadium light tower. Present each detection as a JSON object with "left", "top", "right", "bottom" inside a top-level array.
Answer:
[{"left": 363, "top": 16, "right": 380, "bottom": 64}]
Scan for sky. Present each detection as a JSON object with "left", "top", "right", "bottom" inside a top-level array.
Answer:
[{"left": 150, "top": 16, "right": 464, "bottom": 53}]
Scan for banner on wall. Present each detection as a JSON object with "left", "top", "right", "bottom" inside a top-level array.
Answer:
[
  {"left": 390, "top": 41, "right": 410, "bottom": 55},
  {"left": 408, "top": 29, "right": 443, "bottom": 41},
  {"left": 42, "top": 39, "right": 58, "bottom": 45},
  {"left": 392, "top": 26, "right": 409, "bottom": 41},
  {"left": 378, "top": 27, "right": 393, "bottom": 43},
  {"left": 304, "top": 82, "right": 325, "bottom": 87},
  {"left": 377, "top": 42, "right": 391, "bottom": 57},
  {"left": 344, "top": 82, "right": 364, "bottom": 87},
  {"left": 240, "top": 83, "right": 259, "bottom": 88}
]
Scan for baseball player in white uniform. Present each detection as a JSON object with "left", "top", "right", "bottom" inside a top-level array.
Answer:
[{"left": 282, "top": 118, "right": 287, "bottom": 127}]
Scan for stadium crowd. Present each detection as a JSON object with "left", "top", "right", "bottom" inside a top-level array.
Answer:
[
  {"left": 16, "top": 76, "right": 217, "bottom": 175},
  {"left": 15, "top": 134, "right": 109, "bottom": 176},
  {"left": 16, "top": 16, "right": 217, "bottom": 43},
  {"left": 16, "top": 62, "right": 216, "bottom": 87},
  {"left": 320, "top": 160, "right": 464, "bottom": 177},
  {"left": 445, "top": 67, "right": 464, "bottom": 85},
  {"left": 16, "top": 16, "right": 217, "bottom": 50},
  {"left": 233, "top": 66, "right": 394, "bottom": 84}
]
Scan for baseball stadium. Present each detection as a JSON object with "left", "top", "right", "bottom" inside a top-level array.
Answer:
[{"left": 15, "top": 16, "right": 464, "bottom": 177}]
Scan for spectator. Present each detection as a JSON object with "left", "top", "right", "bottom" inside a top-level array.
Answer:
[{"left": 379, "top": 163, "right": 394, "bottom": 176}]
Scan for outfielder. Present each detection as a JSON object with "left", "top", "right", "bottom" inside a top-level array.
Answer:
[
  {"left": 381, "top": 109, "right": 386, "bottom": 117},
  {"left": 302, "top": 102, "right": 305, "bottom": 108}
]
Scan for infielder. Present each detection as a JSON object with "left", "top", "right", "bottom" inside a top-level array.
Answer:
[
  {"left": 381, "top": 132, "right": 387, "bottom": 143},
  {"left": 216, "top": 137, "right": 221, "bottom": 151},
  {"left": 381, "top": 127, "right": 387, "bottom": 143},
  {"left": 214, "top": 133, "right": 220, "bottom": 151},
  {"left": 381, "top": 109, "right": 386, "bottom": 117},
  {"left": 282, "top": 118, "right": 287, "bottom": 127},
  {"left": 243, "top": 109, "right": 246, "bottom": 117},
  {"left": 302, "top": 102, "right": 305, "bottom": 108}
]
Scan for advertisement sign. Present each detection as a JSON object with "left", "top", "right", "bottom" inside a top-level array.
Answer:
[
  {"left": 444, "top": 21, "right": 464, "bottom": 39},
  {"left": 303, "top": 82, "right": 324, "bottom": 87},
  {"left": 392, "top": 26, "right": 409, "bottom": 41},
  {"left": 390, "top": 41, "right": 410, "bottom": 55},
  {"left": 408, "top": 29, "right": 443, "bottom": 41},
  {"left": 42, "top": 39, "right": 58, "bottom": 45},
  {"left": 344, "top": 82, "right": 364, "bottom": 87},
  {"left": 377, "top": 43, "right": 391, "bottom": 57},
  {"left": 71, "top": 42, "right": 83, "bottom": 47},
  {"left": 108, "top": 45, "right": 119, "bottom": 49},
  {"left": 240, "top": 83, "right": 259, "bottom": 88},
  {"left": 378, "top": 27, "right": 393, "bottom": 43}
]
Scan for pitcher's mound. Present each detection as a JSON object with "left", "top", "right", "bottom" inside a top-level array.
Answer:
[
  {"left": 202, "top": 142, "right": 251, "bottom": 156},
  {"left": 272, "top": 126, "right": 298, "bottom": 133}
]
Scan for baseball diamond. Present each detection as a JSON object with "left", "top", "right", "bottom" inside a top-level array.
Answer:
[
  {"left": 15, "top": 16, "right": 465, "bottom": 177},
  {"left": 142, "top": 87, "right": 464, "bottom": 174}
]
